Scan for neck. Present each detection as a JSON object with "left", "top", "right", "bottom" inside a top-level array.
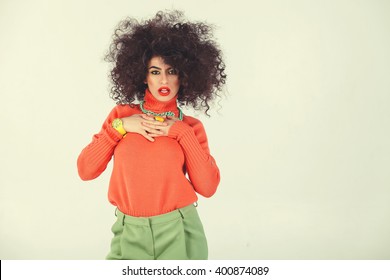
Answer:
[{"left": 142, "top": 89, "right": 179, "bottom": 116}]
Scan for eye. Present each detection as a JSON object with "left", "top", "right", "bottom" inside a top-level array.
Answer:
[
  {"left": 150, "top": 70, "right": 160, "bottom": 75},
  {"left": 168, "top": 68, "right": 178, "bottom": 75}
]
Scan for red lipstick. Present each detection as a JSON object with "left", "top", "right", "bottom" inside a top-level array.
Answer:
[{"left": 158, "top": 86, "right": 171, "bottom": 96}]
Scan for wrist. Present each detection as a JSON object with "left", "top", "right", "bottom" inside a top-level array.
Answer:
[
  {"left": 111, "top": 118, "right": 127, "bottom": 137},
  {"left": 168, "top": 121, "right": 192, "bottom": 140}
]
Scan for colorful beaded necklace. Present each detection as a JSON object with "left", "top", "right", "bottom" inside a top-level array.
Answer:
[{"left": 139, "top": 101, "right": 183, "bottom": 121}]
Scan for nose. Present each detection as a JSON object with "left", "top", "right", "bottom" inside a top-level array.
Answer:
[{"left": 160, "top": 73, "right": 168, "bottom": 85}]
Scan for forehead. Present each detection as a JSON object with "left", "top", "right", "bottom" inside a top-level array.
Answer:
[{"left": 148, "top": 56, "right": 172, "bottom": 68}]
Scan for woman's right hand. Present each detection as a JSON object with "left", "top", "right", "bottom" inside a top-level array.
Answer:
[{"left": 121, "top": 114, "right": 168, "bottom": 142}]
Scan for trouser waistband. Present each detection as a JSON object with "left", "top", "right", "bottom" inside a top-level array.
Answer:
[{"left": 115, "top": 204, "right": 196, "bottom": 226}]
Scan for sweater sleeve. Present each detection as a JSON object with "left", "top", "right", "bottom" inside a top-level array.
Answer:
[
  {"left": 77, "top": 106, "right": 125, "bottom": 181},
  {"left": 168, "top": 118, "right": 220, "bottom": 197}
]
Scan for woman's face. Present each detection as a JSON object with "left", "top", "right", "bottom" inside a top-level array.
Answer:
[{"left": 145, "top": 56, "right": 180, "bottom": 102}]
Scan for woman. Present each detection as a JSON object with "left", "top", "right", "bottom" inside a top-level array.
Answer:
[{"left": 77, "top": 10, "right": 226, "bottom": 260}]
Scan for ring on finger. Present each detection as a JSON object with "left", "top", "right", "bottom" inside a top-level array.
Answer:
[{"left": 154, "top": 116, "right": 165, "bottom": 122}]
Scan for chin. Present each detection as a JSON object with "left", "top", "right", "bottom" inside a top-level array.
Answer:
[{"left": 155, "top": 93, "right": 177, "bottom": 102}]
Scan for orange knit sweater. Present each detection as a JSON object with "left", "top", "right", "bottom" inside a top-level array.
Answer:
[{"left": 77, "top": 91, "right": 220, "bottom": 217}]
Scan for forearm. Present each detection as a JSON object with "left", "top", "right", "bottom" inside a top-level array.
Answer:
[
  {"left": 77, "top": 108, "right": 124, "bottom": 180},
  {"left": 77, "top": 127, "right": 121, "bottom": 180},
  {"left": 169, "top": 121, "right": 220, "bottom": 197}
]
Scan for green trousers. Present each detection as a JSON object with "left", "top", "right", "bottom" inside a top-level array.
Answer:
[{"left": 106, "top": 204, "right": 208, "bottom": 260}]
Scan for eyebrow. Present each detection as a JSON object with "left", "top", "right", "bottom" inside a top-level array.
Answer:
[{"left": 148, "top": 66, "right": 176, "bottom": 71}]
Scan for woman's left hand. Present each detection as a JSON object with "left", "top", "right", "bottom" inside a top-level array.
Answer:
[{"left": 141, "top": 116, "right": 178, "bottom": 138}]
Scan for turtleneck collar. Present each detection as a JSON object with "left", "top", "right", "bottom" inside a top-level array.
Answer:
[{"left": 142, "top": 89, "right": 180, "bottom": 117}]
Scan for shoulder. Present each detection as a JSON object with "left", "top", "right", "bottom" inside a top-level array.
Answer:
[
  {"left": 182, "top": 115, "right": 203, "bottom": 127},
  {"left": 182, "top": 115, "right": 207, "bottom": 134},
  {"left": 108, "top": 103, "right": 141, "bottom": 118}
]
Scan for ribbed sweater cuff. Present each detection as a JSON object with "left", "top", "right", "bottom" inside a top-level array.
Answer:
[
  {"left": 105, "top": 125, "right": 124, "bottom": 144},
  {"left": 168, "top": 121, "right": 192, "bottom": 140}
]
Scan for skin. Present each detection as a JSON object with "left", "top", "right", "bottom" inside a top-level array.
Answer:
[
  {"left": 121, "top": 56, "right": 180, "bottom": 142},
  {"left": 145, "top": 56, "right": 180, "bottom": 102}
]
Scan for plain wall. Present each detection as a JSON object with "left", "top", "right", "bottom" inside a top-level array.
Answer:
[{"left": 1, "top": 0, "right": 389, "bottom": 259}]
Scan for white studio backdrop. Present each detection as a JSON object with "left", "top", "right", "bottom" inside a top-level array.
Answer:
[{"left": 0, "top": 0, "right": 389, "bottom": 259}]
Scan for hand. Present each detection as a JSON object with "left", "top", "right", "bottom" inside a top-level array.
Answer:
[
  {"left": 121, "top": 114, "right": 168, "bottom": 142},
  {"left": 141, "top": 116, "right": 178, "bottom": 138}
]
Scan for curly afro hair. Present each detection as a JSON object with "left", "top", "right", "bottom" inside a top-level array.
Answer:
[{"left": 104, "top": 10, "right": 226, "bottom": 114}]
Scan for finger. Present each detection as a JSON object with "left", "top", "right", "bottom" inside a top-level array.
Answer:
[
  {"left": 166, "top": 115, "right": 179, "bottom": 120},
  {"left": 141, "top": 132, "right": 155, "bottom": 142},
  {"left": 148, "top": 133, "right": 164, "bottom": 138},
  {"left": 140, "top": 114, "right": 155, "bottom": 121},
  {"left": 166, "top": 116, "right": 179, "bottom": 122},
  {"left": 147, "top": 130, "right": 164, "bottom": 136},
  {"left": 142, "top": 121, "right": 168, "bottom": 129},
  {"left": 142, "top": 126, "right": 164, "bottom": 135}
]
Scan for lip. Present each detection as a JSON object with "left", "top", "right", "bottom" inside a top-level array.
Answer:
[{"left": 158, "top": 86, "right": 171, "bottom": 96}]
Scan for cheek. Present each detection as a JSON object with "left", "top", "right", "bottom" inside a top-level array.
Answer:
[
  {"left": 172, "top": 77, "right": 180, "bottom": 87},
  {"left": 146, "top": 75, "right": 155, "bottom": 85}
]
